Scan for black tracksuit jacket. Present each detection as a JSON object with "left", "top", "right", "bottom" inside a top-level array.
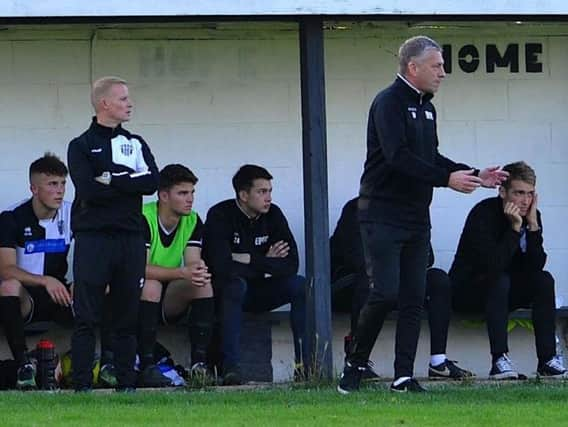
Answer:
[
  {"left": 67, "top": 118, "right": 159, "bottom": 233},
  {"left": 203, "top": 199, "right": 299, "bottom": 283},
  {"left": 359, "top": 76, "right": 471, "bottom": 230},
  {"left": 449, "top": 196, "right": 546, "bottom": 286}
]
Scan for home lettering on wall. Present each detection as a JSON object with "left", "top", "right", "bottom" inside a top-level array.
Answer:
[{"left": 442, "top": 43, "right": 543, "bottom": 73}]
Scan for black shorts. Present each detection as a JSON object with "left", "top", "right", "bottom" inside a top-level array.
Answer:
[
  {"left": 158, "top": 281, "right": 190, "bottom": 326},
  {"left": 24, "top": 285, "right": 74, "bottom": 326}
]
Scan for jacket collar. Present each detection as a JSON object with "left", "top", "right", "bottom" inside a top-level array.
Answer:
[
  {"left": 394, "top": 75, "right": 434, "bottom": 105},
  {"left": 89, "top": 116, "right": 124, "bottom": 138}
]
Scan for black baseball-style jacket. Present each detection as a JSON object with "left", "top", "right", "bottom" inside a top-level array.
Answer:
[
  {"left": 359, "top": 75, "right": 471, "bottom": 230},
  {"left": 67, "top": 118, "right": 160, "bottom": 233},
  {"left": 203, "top": 199, "right": 299, "bottom": 283}
]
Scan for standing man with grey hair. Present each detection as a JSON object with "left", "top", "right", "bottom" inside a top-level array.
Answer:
[
  {"left": 68, "top": 76, "right": 160, "bottom": 392},
  {"left": 337, "top": 36, "right": 508, "bottom": 393}
]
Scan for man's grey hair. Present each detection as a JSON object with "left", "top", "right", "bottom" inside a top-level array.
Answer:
[
  {"left": 91, "top": 76, "right": 127, "bottom": 110},
  {"left": 398, "top": 36, "right": 442, "bottom": 75}
]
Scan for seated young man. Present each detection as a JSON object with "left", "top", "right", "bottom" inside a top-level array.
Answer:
[
  {"left": 137, "top": 164, "right": 214, "bottom": 387},
  {"left": 203, "top": 164, "right": 307, "bottom": 385},
  {"left": 450, "top": 161, "right": 566, "bottom": 379},
  {"left": 0, "top": 153, "right": 73, "bottom": 389},
  {"left": 331, "top": 197, "right": 473, "bottom": 380}
]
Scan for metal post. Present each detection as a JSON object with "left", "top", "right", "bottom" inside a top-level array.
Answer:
[{"left": 299, "top": 16, "right": 332, "bottom": 379}]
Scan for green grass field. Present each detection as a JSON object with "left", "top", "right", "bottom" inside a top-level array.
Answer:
[{"left": 1, "top": 382, "right": 567, "bottom": 426}]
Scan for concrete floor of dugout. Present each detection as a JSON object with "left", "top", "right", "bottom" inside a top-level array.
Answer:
[
  {"left": 2, "top": 314, "right": 567, "bottom": 383},
  {"left": 271, "top": 315, "right": 568, "bottom": 382}
]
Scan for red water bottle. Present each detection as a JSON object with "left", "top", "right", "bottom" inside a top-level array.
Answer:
[{"left": 36, "top": 339, "right": 58, "bottom": 390}]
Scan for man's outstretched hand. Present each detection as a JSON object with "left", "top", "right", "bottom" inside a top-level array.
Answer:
[{"left": 479, "top": 166, "right": 509, "bottom": 188}]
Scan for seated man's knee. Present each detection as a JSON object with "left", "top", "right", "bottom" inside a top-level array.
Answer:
[
  {"left": 0, "top": 279, "right": 23, "bottom": 297},
  {"left": 141, "top": 279, "right": 162, "bottom": 302},
  {"left": 163, "top": 280, "right": 214, "bottom": 320},
  {"left": 191, "top": 282, "right": 214, "bottom": 299}
]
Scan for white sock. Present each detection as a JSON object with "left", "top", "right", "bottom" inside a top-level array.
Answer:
[
  {"left": 430, "top": 354, "right": 447, "bottom": 367},
  {"left": 393, "top": 376, "right": 411, "bottom": 386}
]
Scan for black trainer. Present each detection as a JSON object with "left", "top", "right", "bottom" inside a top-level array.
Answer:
[
  {"left": 337, "top": 361, "right": 365, "bottom": 395},
  {"left": 429, "top": 359, "right": 474, "bottom": 380},
  {"left": 16, "top": 362, "right": 37, "bottom": 390},
  {"left": 137, "top": 364, "right": 172, "bottom": 388},
  {"left": 223, "top": 365, "right": 243, "bottom": 386},
  {"left": 390, "top": 377, "right": 426, "bottom": 393},
  {"left": 489, "top": 354, "right": 519, "bottom": 380},
  {"left": 344, "top": 335, "right": 379, "bottom": 381},
  {"left": 537, "top": 356, "right": 568, "bottom": 378},
  {"left": 361, "top": 360, "right": 380, "bottom": 381},
  {"left": 99, "top": 363, "right": 118, "bottom": 388}
]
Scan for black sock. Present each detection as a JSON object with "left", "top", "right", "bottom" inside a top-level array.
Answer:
[
  {"left": 188, "top": 297, "right": 214, "bottom": 365},
  {"left": 137, "top": 301, "right": 160, "bottom": 369},
  {"left": 0, "top": 296, "right": 28, "bottom": 365}
]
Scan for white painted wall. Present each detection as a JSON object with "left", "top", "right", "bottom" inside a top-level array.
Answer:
[
  {"left": 324, "top": 24, "right": 568, "bottom": 306},
  {"left": 0, "top": 22, "right": 566, "bottom": 304}
]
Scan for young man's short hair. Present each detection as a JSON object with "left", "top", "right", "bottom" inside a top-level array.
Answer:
[
  {"left": 501, "top": 161, "right": 536, "bottom": 189},
  {"left": 232, "top": 164, "right": 273, "bottom": 197},
  {"left": 29, "top": 153, "right": 68, "bottom": 180},
  {"left": 91, "top": 76, "right": 127, "bottom": 110},
  {"left": 158, "top": 164, "right": 198, "bottom": 192}
]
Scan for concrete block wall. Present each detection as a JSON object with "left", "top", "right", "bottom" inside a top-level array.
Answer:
[
  {"left": 92, "top": 36, "right": 306, "bottom": 269},
  {"left": 0, "top": 27, "right": 307, "bottom": 273},
  {"left": 435, "top": 34, "right": 568, "bottom": 304},
  {"left": 0, "top": 21, "right": 565, "bottom": 342},
  {"left": 325, "top": 27, "right": 568, "bottom": 305}
]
